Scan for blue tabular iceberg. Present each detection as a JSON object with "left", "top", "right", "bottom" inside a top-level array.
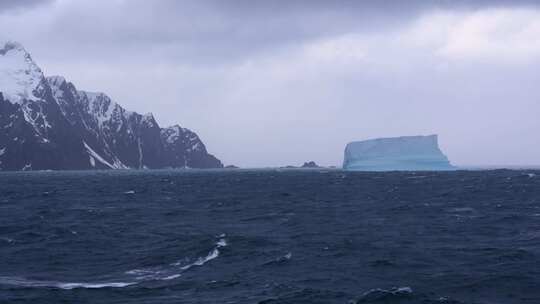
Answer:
[{"left": 343, "top": 135, "right": 456, "bottom": 171}]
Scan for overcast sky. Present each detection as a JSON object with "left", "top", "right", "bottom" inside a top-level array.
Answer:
[{"left": 1, "top": 0, "right": 539, "bottom": 167}]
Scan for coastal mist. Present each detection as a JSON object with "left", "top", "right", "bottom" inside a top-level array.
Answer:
[{"left": 1, "top": 169, "right": 539, "bottom": 303}]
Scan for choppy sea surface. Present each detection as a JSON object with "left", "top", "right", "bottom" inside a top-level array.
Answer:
[{"left": 0, "top": 169, "right": 539, "bottom": 304}]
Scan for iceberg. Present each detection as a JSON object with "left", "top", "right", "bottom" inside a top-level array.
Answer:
[{"left": 343, "top": 135, "right": 456, "bottom": 171}]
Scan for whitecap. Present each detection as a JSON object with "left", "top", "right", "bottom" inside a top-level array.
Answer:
[
  {"left": 0, "top": 276, "right": 136, "bottom": 290},
  {"left": 180, "top": 248, "right": 220, "bottom": 270},
  {"left": 125, "top": 269, "right": 164, "bottom": 280},
  {"left": 57, "top": 282, "right": 135, "bottom": 289},
  {"left": 216, "top": 238, "right": 227, "bottom": 247},
  {"left": 125, "top": 237, "right": 229, "bottom": 282},
  {"left": 174, "top": 238, "right": 227, "bottom": 270},
  {"left": 124, "top": 267, "right": 184, "bottom": 281},
  {"left": 361, "top": 286, "right": 413, "bottom": 297},
  {"left": 161, "top": 274, "right": 181, "bottom": 280},
  {"left": 123, "top": 190, "right": 135, "bottom": 194},
  {"left": 394, "top": 286, "right": 413, "bottom": 293}
]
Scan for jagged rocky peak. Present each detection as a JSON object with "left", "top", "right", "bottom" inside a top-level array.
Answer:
[
  {"left": 46, "top": 75, "right": 66, "bottom": 87},
  {"left": 0, "top": 42, "right": 223, "bottom": 171},
  {"left": 162, "top": 124, "right": 205, "bottom": 152},
  {"left": 0, "top": 41, "right": 25, "bottom": 55},
  {"left": 0, "top": 41, "right": 45, "bottom": 103},
  {"left": 142, "top": 113, "right": 157, "bottom": 126},
  {"left": 162, "top": 124, "right": 192, "bottom": 143}
]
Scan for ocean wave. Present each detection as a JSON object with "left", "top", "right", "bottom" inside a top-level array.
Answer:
[
  {"left": 352, "top": 287, "right": 466, "bottom": 304},
  {"left": 1, "top": 237, "right": 228, "bottom": 290},
  {"left": 354, "top": 286, "right": 413, "bottom": 303},
  {"left": 264, "top": 252, "right": 292, "bottom": 266},
  {"left": 174, "top": 237, "right": 227, "bottom": 270},
  {"left": 127, "top": 237, "right": 228, "bottom": 281},
  {"left": 257, "top": 287, "right": 349, "bottom": 303},
  {"left": 0, "top": 276, "right": 136, "bottom": 290}
]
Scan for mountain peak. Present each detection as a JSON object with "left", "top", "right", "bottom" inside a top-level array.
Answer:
[
  {"left": 46, "top": 75, "right": 67, "bottom": 87},
  {"left": 143, "top": 112, "right": 154, "bottom": 119},
  {"left": 0, "top": 41, "right": 44, "bottom": 103},
  {"left": 0, "top": 41, "right": 26, "bottom": 55}
]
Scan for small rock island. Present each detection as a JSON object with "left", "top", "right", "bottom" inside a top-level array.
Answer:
[
  {"left": 343, "top": 135, "right": 456, "bottom": 171},
  {"left": 301, "top": 161, "right": 321, "bottom": 168}
]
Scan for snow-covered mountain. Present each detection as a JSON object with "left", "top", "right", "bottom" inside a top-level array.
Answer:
[{"left": 0, "top": 41, "right": 222, "bottom": 171}]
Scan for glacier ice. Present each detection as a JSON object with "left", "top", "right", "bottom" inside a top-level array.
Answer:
[{"left": 343, "top": 135, "right": 456, "bottom": 171}]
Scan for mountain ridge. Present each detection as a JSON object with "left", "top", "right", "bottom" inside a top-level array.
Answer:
[{"left": 0, "top": 42, "right": 222, "bottom": 171}]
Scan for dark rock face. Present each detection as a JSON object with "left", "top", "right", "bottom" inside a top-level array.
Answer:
[
  {"left": 0, "top": 42, "right": 222, "bottom": 171},
  {"left": 160, "top": 125, "right": 222, "bottom": 169}
]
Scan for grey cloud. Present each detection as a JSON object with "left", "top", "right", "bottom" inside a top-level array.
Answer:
[
  {"left": 0, "top": 0, "right": 53, "bottom": 12},
  {"left": 1, "top": 0, "right": 540, "bottom": 167},
  {"left": 13, "top": 0, "right": 540, "bottom": 65}
]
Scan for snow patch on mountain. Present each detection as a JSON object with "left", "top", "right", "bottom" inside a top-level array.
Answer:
[
  {"left": 0, "top": 42, "right": 44, "bottom": 103},
  {"left": 79, "top": 91, "right": 118, "bottom": 127},
  {"left": 162, "top": 125, "right": 184, "bottom": 144},
  {"left": 84, "top": 141, "right": 114, "bottom": 169},
  {"left": 142, "top": 113, "right": 156, "bottom": 126},
  {"left": 47, "top": 75, "right": 66, "bottom": 88},
  {"left": 161, "top": 125, "right": 202, "bottom": 151}
]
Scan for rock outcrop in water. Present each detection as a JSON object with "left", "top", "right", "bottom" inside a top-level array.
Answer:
[
  {"left": 301, "top": 161, "right": 321, "bottom": 168},
  {"left": 0, "top": 41, "right": 222, "bottom": 170},
  {"left": 343, "top": 135, "right": 455, "bottom": 171}
]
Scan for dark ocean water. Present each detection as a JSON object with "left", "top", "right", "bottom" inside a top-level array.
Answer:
[{"left": 0, "top": 169, "right": 539, "bottom": 304}]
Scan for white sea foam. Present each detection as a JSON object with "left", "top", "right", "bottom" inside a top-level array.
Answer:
[
  {"left": 394, "top": 286, "right": 413, "bottom": 293},
  {"left": 276, "top": 252, "right": 292, "bottom": 263},
  {"left": 216, "top": 238, "right": 227, "bottom": 247},
  {"left": 0, "top": 276, "right": 136, "bottom": 290},
  {"left": 361, "top": 286, "right": 413, "bottom": 297},
  {"left": 174, "top": 238, "right": 227, "bottom": 270},
  {"left": 179, "top": 248, "right": 219, "bottom": 270},
  {"left": 125, "top": 237, "right": 228, "bottom": 282},
  {"left": 125, "top": 269, "right": 165, "bottom": 280},
  {"left": 161, "top": 274, "right": 181, "bottom": 280},
  {"left": 56, "top": 282, "right": 135, "bottom": 289}
]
